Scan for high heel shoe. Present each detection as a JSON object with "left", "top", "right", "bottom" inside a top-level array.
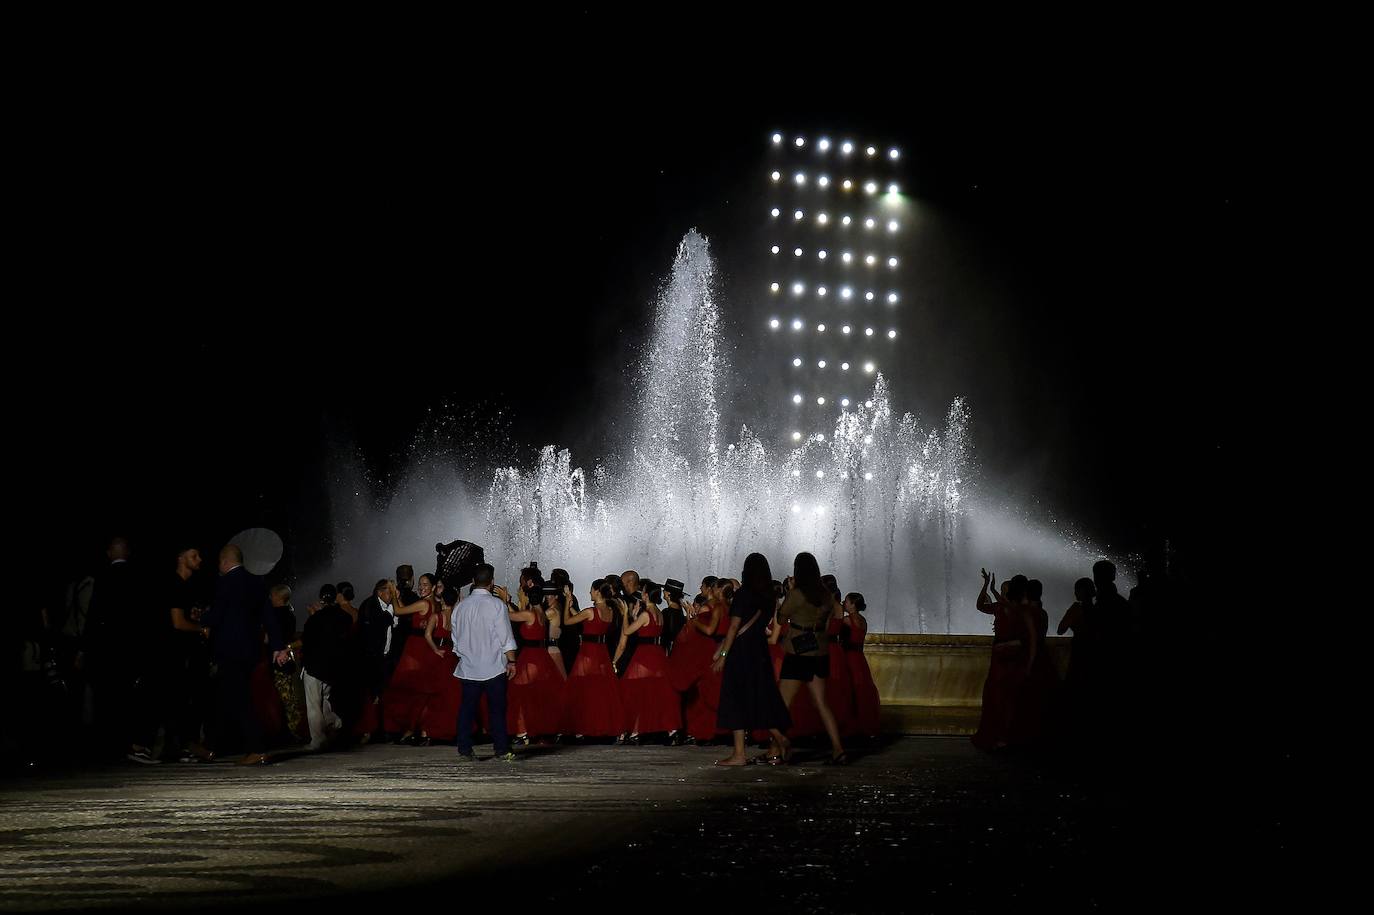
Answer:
[{"left": 825, "top": 750, "right": 850, "bottom": 766}]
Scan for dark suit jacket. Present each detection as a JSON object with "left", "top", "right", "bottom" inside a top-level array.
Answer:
[{"left": 205, "top": 566, "right": 283, "bottom": 668}]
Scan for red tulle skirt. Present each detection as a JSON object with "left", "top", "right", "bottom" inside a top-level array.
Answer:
[
  {"left": 621, "top": 645, "right": 681, "bottom": 734},
  {"left": 826, "top": 642, "right": 857, "bottom": 738},
  {"left": 972, "top": 645, "right": 1027, "bottom": 751},
  {"left": 562, "top": 643, "right": 624, "bottom": 737},
  {"left": 846, "top": 649, "right": 882, "bottom": 738},
  {"left": 508, "top": 647, "right": 567, "bottom": 736}
]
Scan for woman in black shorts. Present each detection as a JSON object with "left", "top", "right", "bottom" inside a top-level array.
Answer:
[{"left": 774, "top": 552, "right": 849, "bottom": 765}]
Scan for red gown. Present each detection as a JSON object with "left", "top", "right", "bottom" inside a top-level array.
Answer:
[
  {"left": 1010, "top": 603, "right": 1059, "bottom": 746},
  {"left": 825, "top": 617, "right": 857, "bottom": 738},
  {"left": 562, "top": 610, "right": 625, "bottom": 737},
  {"left": 620, "top": 616, "right": 681, "bottom": 735},
  {"left": 508, "top": 618, "right": 566, "bottom": 737},
  {"left": 677, "top": 604, "right": 729, "bottom": 741},
  {"left": 844, "top": 617, "right": 882, "bottom": 738},
  {"left": 383, "top": 599, "right": 439, "bottom": 734},
  {"left": 972, "top": 602, "right": 1030, "bottom": 751},
  {"left": 421, "top": 614, "right": 464, "bottom": 741}
]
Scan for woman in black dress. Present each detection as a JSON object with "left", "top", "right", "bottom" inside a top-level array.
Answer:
[{"left": 711, "top": 553, "right": 791, "bottom": 766}]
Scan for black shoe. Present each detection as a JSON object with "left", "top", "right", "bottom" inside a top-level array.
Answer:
[
  {"left": 456, "top": 753, "right": 477, "bottom": 763},
  {"left": 415, "top": 736, "right": 433, "bottom": 747}
]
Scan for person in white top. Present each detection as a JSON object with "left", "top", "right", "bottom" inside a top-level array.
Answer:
[{"left": 451, "top": 563, "right": 518, "bottom": 761}]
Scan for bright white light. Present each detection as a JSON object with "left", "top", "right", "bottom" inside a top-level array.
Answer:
[
  {"left": 888, "top": 257, "right": 898, "bottom": 268},
  {"left": 888, "top": 183, "right": 899, "bottom": 194},
  {"left": 795, "top": 172, "right": 806, "bottom": 185},
  {"left": 866, "top": 254, "right": 877, "bottom": 265},
  {"left": 864, "top": 181, "right": 878, "bottom": 194},
  {"left": 865, "top": 217, "right": 876, "bottom": 229},
  {"left": 793, "top": 283, "right": 805, "bottom": 295},
  {"left": 792, "top": 393, "right": 803, "bottom": 403},
  {"left": 792, "top": 357, "right": 802, "bottom": 366},
  {"left": 791, "top": 502, "right": 800, "bottom": 513},
  {"left": 791, "top": 318, "right": 803, "bottom": 330},
  {"left": 818, "top": 176, "right": 830, "bottom": 187},
  {"left": 817, "top": 434, "right": 825, "bottom": 441},
  {"left": 794, "top": 248, "right": 803, "bottom": 257},
  {"left": 864, "top": 362, "right": 875, "bottom": 373},
  {"left": 864, "top": 435, "right": 873, "bottom": 444},
  {"left": 888, "top": 292, "right": 898, "bottom": 303},
  {"left": 770, "top": 282, "right": 780, "bottom": 292},
  {"left": 817, "top": 286, "right": 827, "bottom": 296},
  {"left": 768, "top": 318, "right": 780, "bottom": 329},
  {"left": 841, "top": 361, "right": 850, "bottom": 370},
  {"left": 816, "top": 324, "right": 826, "bottom": 333},
  {"left": 841, "top": 398, "right": 850, "bottom": 407},
  {"left": 865, "top": 327, "right": 874, "bottom": 337},
  {"left": 841, "top": 326, "right": 851, "bottom": 335},
  {"left": 818, "top": 250, "right": 828, "bottom": 260},
  {"left": 865, "top": 400, "right": 873, "bottom": 408},
  {"left": 817, "top": 213, "right": 828, "bottom": 224},
  {"left": 842, "top": 141, "right": 854, "bottom": 154},
  {"left": 771, "top": 246, "right": 780, "bottom": 255},
  {"left": 771, "top": 208, "right": 780, "bottom": 218},
  {"left": 815, "top": 469, "right": 825, "bottom": 478},
  {"left": 889, "top": 148, "right": 899, "bottom": 159},
  {"left": 771, "top": 171, "right": 781, "bottom": 181},
  {"left": 842, "top": 215, "right": 852, "bottom": 225},
  {"left": 794, "top": 210, "right": 804, "bottom": 220},
  {"left": 888, "top": 329, "right": 897, "bottom": 339},
  {"left": 793, "top": 432, "right": 802, "bottom": 441},
  {"left": 795, "top": 136, "right": 805, "bottom": 147},
  {"left": 772, "top": 133, "right": 783, "bottom": 144},
  {"left": 842, "top": 251, "right": 853, "bottom": 263},
  {"left": 817, "top": 359, "right": 826, "bottom": 368},
  {"left": 814, "top": 505, "right": 825, "bottom": 515},
  {"left": 888, "top": 220, "right": 899, "bottom": 232},
  {"left": 792, "top": 469, "right": 801, "bottom": 477},
  {"left": 842, "top": 180, "right": 852, "bottom": 191},
  {"left": 864, "top": 472, "right": 873, "bottom": 481},
  {"left": 819, "top": 138, "right": 831, "bottom": 151},
  {"left": 841, "top": 286, "right": 852, "bottom": 298},
  {"left": 866, "top": 146, "right": 876, "bottom": 156},
  {"left": 816, "top": 397, "right": 826, "bottom": 405},
  {"left": 865, "top": 291, "right": 875, "bottom": 301}
]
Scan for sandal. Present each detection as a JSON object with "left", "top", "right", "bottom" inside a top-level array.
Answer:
[{"left": 825, "top": 751, "right": 850, "bottom": 766}]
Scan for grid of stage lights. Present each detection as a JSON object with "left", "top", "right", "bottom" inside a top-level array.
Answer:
[{"left": 766, "top": 131, "right": 905, "bottom": 449}]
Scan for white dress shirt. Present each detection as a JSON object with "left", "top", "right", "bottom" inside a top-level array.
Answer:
[
  {"left": 451, "top": 587, "right": 516, "bottom": 682},
  {"left": 379, "top": 598, "right": 396, "bottom": 655}
]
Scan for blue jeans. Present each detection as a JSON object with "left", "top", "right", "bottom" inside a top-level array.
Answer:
[{"left": 457, "top": 673, "right": 509, "bottom": 757}]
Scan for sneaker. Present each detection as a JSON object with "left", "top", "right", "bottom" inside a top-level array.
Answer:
[
  {"left": 126, "top": 748, "right": 160, "bottom": 765},
  {"left": 456, "top": 753, "right": 478, "bottom": 763},
  {"left": 176, "top": 750, "right": 198, "bottom": 764},
  {"left": 495, "top": 751, "right": 518, "bottom": 762}
]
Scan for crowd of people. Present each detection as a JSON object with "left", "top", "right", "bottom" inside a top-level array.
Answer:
[{"left": 5, "top": 535, "right": 1154, "bottom": 770}]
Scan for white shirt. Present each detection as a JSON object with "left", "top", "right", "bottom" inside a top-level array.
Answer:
[
  {"left": 451, "top": 587, "right": 516, "bottom": 682},
  {"left": 379, "top": 598, "right": 396, "bottom": 655}
]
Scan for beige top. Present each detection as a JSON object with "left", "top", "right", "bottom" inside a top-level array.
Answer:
[{"left": 778, "top": 588, "right": 831, "bottom": 657}]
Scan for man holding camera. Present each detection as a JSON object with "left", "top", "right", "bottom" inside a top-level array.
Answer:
[{"left": 451, "top": 564, "right": 518, "bottom": 762}]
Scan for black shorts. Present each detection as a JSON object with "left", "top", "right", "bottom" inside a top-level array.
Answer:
[{"left": 780, "top": 653, "right": 830, "bottom": 682}]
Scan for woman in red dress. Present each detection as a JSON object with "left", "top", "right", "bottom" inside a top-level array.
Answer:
[
  {"left": 614, "top": 585, "right": 681, "bottom": 741},
  {"left": 419, "top": 586, "right": 462, "bottom": 744},
  {"left": 561, "top": 581, "right": 625, "bottom": 739},
  {"left": 820, "top": 575, "right": 857, "bottom": 739},
  {"left": 507, "top": 589, "right": 567, "bottom": 744},
  {"left": 383, "top": 573, "right": 441, "bottom": 744},
  {"left": 841, "top": 593, "right": 882, "bottom": 741},
  {"left": 670, "top": 579, "right": 731, "bottom": 743},
  {"left": 972, "top": 570, "right": 1035, "bottom": 751}
]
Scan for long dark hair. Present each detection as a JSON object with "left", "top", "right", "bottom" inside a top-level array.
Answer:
[
  {"left": 741, "top": 553, "right": 773, "bottom": 606},
  {"left": 792, "top": 552, "right": 827, "bottom": 606}
]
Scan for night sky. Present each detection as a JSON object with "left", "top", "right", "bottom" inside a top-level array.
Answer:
[{"left": 18, "top": 40, "right": 1240, "bottom": 597}]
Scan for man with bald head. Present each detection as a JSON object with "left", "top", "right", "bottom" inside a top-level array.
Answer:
[{"left": 203, "top": 543, "right": 289, "bottom": 765}]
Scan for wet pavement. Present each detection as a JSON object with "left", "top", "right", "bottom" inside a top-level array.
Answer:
[{"left": 0, "top": 737, "right": 1177, "bottom": 912}]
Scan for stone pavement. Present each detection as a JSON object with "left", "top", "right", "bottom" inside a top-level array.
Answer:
[{"left": 0, "top": 737, "right": 1175, "bottom": 913}]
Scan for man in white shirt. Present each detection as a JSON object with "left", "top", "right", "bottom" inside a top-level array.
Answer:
[{"left": 451, "top": 564, "right": 518, "bottom": 762}]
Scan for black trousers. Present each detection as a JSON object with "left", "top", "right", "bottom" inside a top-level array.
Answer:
[{"left": 212, "top": 661, "right": 264, "bottom": 755}]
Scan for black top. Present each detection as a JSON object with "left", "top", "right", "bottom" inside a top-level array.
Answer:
[{"left": 302, "top": 604, "right": 353, "bottom": 684}]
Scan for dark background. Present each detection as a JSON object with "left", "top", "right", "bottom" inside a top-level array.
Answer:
[{"left": 14, "top": 30, "right": 1245, "bottom": 601}]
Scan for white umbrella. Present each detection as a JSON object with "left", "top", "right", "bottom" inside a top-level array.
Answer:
[{"left": 231, "top": 527, "right": 284, "bottom": 576}]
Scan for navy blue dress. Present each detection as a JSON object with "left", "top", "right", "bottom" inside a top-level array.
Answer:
[{"left": 716, "top": 589, "right": 791, "bottom": 732}]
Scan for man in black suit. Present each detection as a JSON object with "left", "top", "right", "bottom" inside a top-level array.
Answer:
[
  {"left": 86, "top": 536, "right": 162, "bottom": 764},
  {"left": 355, "top": 578, "right": 400, "bottom": 741},
  {"left": 204, "top": 543, "right": 288, "bottom": 765}
]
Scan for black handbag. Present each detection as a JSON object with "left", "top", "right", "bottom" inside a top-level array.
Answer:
[{"left": 790, "top": 629, "right": 821, "bottom": 655}]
